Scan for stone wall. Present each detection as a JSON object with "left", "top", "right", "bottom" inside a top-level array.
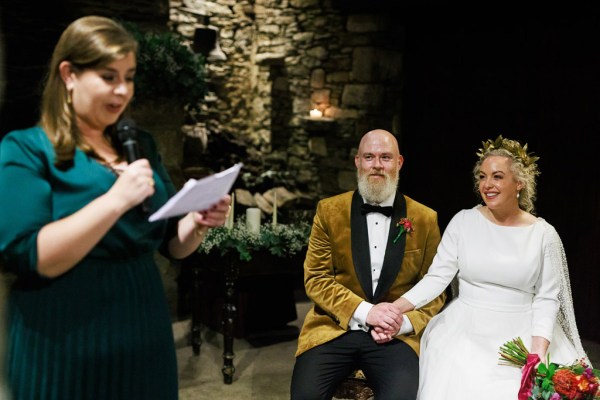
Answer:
[
  {"left": 169, "top": 0, "right": 404, "bottom": 201},
  {"left": 0, "top": 0, "right": 404, "bottom": 203}
]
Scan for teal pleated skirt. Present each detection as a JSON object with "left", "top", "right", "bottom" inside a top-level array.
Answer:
[{"left": 6, "top": 254, "right": 178, "bottom": 400}]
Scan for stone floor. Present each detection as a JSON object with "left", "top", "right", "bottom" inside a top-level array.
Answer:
[
  {"left": 173, "top": 299, "right": 600, "bottom": 399},
  {"left": 173, "top": 301, "right": 310, "bottom": 400},
  {"left": 163, "top": 256, "right": 600, "bottom": 398}
]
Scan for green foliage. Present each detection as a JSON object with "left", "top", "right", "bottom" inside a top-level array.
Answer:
[
  {"left": 533, "top": 359, "right": 557, "bottom": 399},
  {"left": 122, "top": 21, "right": 206, "bottom": 116},
  {"left": 198, "top": 219, "right": 311, "bottom": 262}
]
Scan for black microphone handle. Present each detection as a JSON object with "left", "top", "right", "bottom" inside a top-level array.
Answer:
[
  {"left": 122, "top": 138, "right": 141, "bottom": 162},
  {"left": 122, "top": 139, "right": 152, "bottom": 214}
]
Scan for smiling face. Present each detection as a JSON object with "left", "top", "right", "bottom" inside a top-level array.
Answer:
[
  {"left": 478, "top": 155, "right": 523, "bottom": 212},
  {"left": 61, "top": 52, "right": 136, "bottom": 132},
  {"left": 355, "top": 130, "right": 403, "bottom": 203}
]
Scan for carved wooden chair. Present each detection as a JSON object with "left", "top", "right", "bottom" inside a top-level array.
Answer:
[{"left": 332, "top": 370, "right": 373, "bottom": 400}]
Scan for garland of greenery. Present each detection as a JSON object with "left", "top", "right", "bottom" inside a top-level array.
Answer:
[{"left": 198, "top": 219, "right": 311, "bottom": 261}]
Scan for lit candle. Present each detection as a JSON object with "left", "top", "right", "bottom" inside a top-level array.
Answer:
[
  {"left": 246, "top": 207, "right": 261, "bottom": 234},
  {"left": 309, "top": 109, "right": 322, "bottom": 118},
  {"left": 272, "top": 191, "right": 277, "bottom": 226},
  {"left": 226, "top": 192, "right": 235, "bottom": 229},
  {"left": 231, "top": 192, "right": 235, "bottom": 224}
]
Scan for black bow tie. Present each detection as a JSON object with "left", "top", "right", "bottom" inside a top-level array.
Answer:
[{"left": 360, "top": 203, "right": 394, "bottom": 217}]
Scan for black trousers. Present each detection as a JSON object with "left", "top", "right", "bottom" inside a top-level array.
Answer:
[{"left": 290, "top": 331, "right": 419, "bottom": 400}]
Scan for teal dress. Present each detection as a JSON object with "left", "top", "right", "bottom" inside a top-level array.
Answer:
[{"left": 0, "top": 126, "right": 179, "bottom": 400}]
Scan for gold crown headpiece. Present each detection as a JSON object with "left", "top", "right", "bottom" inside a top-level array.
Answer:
[{"left": 476, "top": 134, "right": 540, "bottom": 167}]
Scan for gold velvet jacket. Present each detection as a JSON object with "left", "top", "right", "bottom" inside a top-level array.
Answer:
[{"left": 296, "top": 190, "right": 446, "bottom": 357}]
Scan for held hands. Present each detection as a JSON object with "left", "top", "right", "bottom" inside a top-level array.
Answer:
[
  {"left": 369, "top": 296, "right": 416, "bottom": 344},
  {"left": 366, "top": 302, "right": 403, "bottom": 344}
]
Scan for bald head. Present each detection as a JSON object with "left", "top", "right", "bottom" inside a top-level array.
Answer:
[{"left": 358, "top": 129, "right": 400, "bottom": 156}]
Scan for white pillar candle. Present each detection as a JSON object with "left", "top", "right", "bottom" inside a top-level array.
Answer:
[
  {"left": 246, "top": 207, "right": 261, "bottom": 234},
  {"left": 272, "top": 191, "right": 277, "bottom": 226}
]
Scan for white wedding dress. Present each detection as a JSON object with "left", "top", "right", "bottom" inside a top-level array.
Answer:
[{"left": 403, "top": 206, "right": 588, "bottom": 400}]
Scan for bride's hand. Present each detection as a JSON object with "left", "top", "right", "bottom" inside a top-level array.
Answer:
[
  {"left": 370, "top": 326, "right": 395, "bottom": 344},
  {"left": 393, "top": 297, "right": 415, "bottom": 314}
]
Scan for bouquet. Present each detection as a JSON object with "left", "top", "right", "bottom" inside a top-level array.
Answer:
[{"left": 499, "top": 337, "right": 600, "bottom": 400}]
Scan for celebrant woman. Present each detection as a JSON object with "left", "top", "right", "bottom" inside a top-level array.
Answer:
[{"left": 0, "top": 16, "right": 230, "bottom": 400}]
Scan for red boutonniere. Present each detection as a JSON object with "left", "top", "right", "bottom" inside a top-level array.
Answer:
[{"left": 393, "top": 217, "right": 414, "bottom": 244}]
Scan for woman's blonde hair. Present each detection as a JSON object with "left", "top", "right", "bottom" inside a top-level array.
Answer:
[
  {"left": 472, "top": 135, "right": 541, "bottom": 214},
  {"left": 39, "top": 15, "right": 137, "bottom": 168}
]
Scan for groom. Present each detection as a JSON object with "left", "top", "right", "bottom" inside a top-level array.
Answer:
[{"left": 290, "top": 129, "right": 446, "bottom": 400}]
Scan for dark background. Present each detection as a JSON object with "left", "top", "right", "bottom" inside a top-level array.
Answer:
[
  {"left": 1, "top": 3, "right": 598, "bottom": 341},
  {"left": 399, "top": 6, "right": 599, "bottom": 341}
]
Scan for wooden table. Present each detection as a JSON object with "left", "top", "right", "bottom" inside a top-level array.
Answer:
[{"left": 184, "top": 251, "right": 303, "bottom": 383}]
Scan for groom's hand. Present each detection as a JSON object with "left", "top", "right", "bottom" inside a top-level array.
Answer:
[
  {"left": 371, "top": 325, "right": 399, "bottom": 344},
  {"left": 366, "top": 302, "right": 403, "bottom": 343}
]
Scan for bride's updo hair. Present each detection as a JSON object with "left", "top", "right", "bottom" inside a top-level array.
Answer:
[{"left": 473, "top": 135, "right": 541, "bottom": 214}]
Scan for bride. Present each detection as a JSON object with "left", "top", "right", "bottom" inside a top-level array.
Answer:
[{"left": 374, "top": 135, "right": 589, "bottom": 399}]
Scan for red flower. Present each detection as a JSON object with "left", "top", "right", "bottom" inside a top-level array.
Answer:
[
  {"left": 574, "top": 371, "right": 600, "bottom": 396},
  {"left": 553, "top": 369, "right": 579, "bottom": 399},
  {"left": 393, "top": 217, "right": 415, "bottom": 244},
  {"left": 398, "top": 218, "right": 414, "bottom": 232}
]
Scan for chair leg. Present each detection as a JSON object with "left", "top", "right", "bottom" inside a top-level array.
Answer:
[{"left": 333, "top": 370, "right": 374, "bottom": 400}]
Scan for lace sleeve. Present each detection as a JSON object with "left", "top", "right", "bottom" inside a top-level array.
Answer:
[{"left": 548, "top": 230, "right": 590, "bottom": 365}]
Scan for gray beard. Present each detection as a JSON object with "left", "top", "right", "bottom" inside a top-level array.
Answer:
[{"left": 357, "top": 170, "right": 398, "bottom": 204}]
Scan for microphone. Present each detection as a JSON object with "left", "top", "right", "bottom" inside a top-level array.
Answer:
[{"left": 116, "top": 118, "right": 152, "bottom": 214}]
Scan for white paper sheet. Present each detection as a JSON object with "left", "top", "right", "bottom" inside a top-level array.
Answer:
[{"left": 148, "top": 163, "right": 242, "bottom": 222}]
